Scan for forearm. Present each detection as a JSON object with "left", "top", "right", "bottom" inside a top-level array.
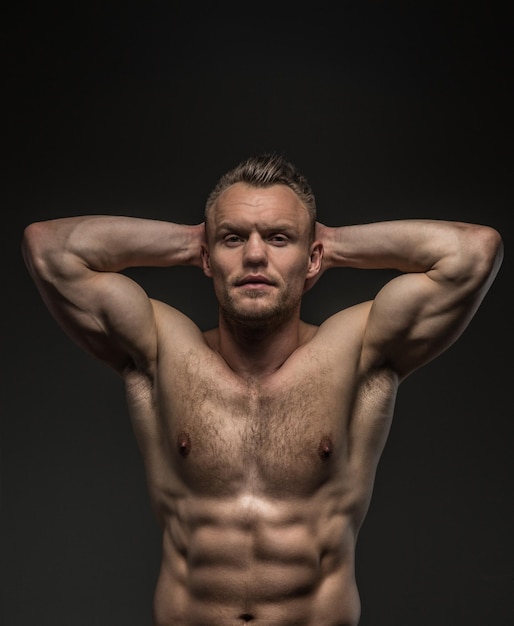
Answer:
[
  {"left": 319, "top": 219, "right": 502, "bottom": 281},
  {"left": 23, "top": 215, "right": 205, "bottom": 278}
]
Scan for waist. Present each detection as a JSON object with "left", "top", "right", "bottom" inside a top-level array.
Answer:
[{"left": 154, "top": 556, "right": 359, "bottom": 626}]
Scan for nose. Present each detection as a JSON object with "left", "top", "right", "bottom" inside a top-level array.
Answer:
[{"left": 243, "top": 233, "right": 267, "bottom": 266}]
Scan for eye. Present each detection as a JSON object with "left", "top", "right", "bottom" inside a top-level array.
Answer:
[
  {"left": 223, "top": 234, "right": 244, "bottom": 246},
  {"left": 269, "top": 234, "right": 288, "bottom": 245}
]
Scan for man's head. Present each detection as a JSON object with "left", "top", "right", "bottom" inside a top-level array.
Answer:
[
  {"left": 202, "top": 154, "right": 322, "bottom": 331},
  {"left": 205, "top": 153, "right": 317, "bottom": 243}
]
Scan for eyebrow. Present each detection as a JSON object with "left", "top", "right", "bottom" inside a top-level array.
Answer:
[{"left": 216, "top": 221, "right": 299, "bottom": 233}]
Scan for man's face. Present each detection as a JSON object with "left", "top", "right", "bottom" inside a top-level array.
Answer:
[{"left": 202, "top": 183, "right": 321, "bottom": 329}]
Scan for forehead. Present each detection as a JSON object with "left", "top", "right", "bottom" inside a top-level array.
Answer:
[{"left": 210, "top": 183, "right": 310, "bottom": 229}]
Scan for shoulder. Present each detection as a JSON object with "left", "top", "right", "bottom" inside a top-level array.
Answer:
[
  {"left": 150, "top": 298, "right": 212, "bottom": 356},
  {"left": 313, "top": 301, "right": 372, "bottom": 347},
  {"left": 151, "top": 298, "right": 201, "bottom": 330},
  {"left": 294, "top": 301, "right": 373, "bottom": 377}
]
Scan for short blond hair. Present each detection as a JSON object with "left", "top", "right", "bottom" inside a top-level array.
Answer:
[{"left": 205, "top": 153, "right": 317, "bottom": 240}]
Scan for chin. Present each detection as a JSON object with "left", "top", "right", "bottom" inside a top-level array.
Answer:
[{"left": 222, "top": 301, "right": 299, "bottom": 331}]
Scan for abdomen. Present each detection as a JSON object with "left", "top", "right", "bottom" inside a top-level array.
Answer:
[{"left": 153, "top": 493, "right": 361, "bottom": 626}]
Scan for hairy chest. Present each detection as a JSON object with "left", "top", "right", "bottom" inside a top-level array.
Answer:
[{"left": 150, "top": 360, "right": 353, "bottom": 497}]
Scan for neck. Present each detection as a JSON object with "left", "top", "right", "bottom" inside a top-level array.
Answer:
[{"left": 214, "top": 312, "right": 306, "bottom": 379}]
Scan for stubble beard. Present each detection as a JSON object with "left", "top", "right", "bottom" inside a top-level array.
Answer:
[{"left": 217, "top": 285, "right": 302, "bottom": 332}]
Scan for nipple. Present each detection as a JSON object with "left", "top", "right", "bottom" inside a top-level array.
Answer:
[
  {"left": 177, "top": 431, "right": 191, "bottom": 457},
  {"left": 318, "top": 436, "right": 334, "bottom": 461}
]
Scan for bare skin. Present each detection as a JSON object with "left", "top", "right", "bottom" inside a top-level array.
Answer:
[{"left": 22, "top": 182, "right": 503, "bottom": 625}]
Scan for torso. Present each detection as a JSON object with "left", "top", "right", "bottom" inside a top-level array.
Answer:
[{"left": 124, "top": 303, "right": 398, "bottom": 626}]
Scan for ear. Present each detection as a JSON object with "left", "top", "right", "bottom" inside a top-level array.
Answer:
[
  {"left": 201, "top": 244, "right": 212, "bottom": 278},
  {"left": 306, "top": 241, "right": 323, "bottom": 278}
]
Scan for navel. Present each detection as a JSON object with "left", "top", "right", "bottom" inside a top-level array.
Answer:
[
  {"left": 318, "top": 436, "right": 334, "bottom": 461},
  {"left": 177, "top": 431, "right": 191, "bottom": 457}
]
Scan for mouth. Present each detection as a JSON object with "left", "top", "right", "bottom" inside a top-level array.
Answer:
[{"left": 235, "top": 275, "right": 275, "bottom": 288}]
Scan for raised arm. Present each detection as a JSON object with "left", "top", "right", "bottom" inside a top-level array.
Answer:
[
  {"left": 22, "top": 215, "right": 206, "bottom": 375},
  {"left": 317, "top": 219, "right": 503, "bottom": 380}
]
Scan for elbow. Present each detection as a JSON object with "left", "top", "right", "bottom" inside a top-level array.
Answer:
[
  {"left": 475, "top": 224, "right": 504, "bottom": 279},
  {"left": 22, "top": 221, "right": 45, "bottom": 272},
  {"left": 441, "top": 223, "right": 503, "bottom": 292},
  {"left": 21, "top": 221, "right": 62, "bottom": 281},
  {"left": 462, "top": 224, "right": 504, "bottom": 290},
  {"left": 489, "top": 226, "right": 504, "bottom": 267}
]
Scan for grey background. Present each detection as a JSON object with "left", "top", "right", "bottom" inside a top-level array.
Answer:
[{"left": 2, "top": 3, "right": 513, "bottom": 625}]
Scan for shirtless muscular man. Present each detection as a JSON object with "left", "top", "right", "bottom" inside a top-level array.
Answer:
[{"left": 22, "top": 153, "right": 504, "bottom": 625}]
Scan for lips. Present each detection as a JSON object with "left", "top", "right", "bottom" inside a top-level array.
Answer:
[{"left": 236, "top": 275, "right": 274, "bottom": 287}]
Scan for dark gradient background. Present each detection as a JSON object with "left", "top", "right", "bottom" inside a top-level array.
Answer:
[{"left": 2, "top": 3, "right": 513, "bottom": 625}]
